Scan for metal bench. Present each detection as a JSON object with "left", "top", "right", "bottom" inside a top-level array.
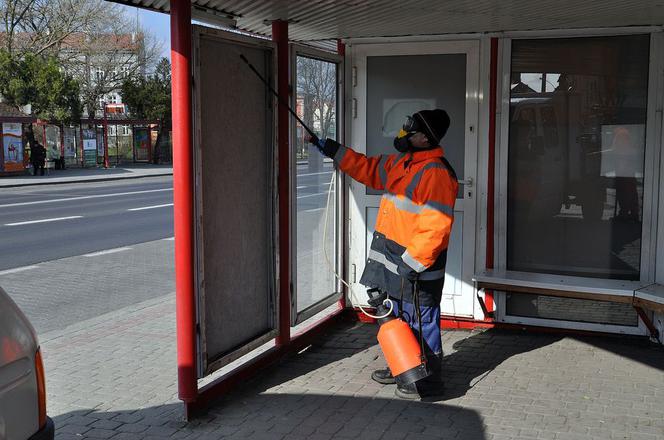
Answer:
[{"left": 473, "top": 269, "right": 662, "bottom": 341}]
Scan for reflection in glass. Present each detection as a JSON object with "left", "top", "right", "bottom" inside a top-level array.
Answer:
[
  {"left": 366, "top": 54, "right": 467, "bottom": 195},
  {"left": 295, "top": 56, "right": 337, "bottom": 312},
  {"left": 507, "top": 35, "right": 649, "bottom": 280}
]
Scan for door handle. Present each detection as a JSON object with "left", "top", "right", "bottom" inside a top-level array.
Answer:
[{"left": 459, "top": 177, "right": 473, "bottom": 199}]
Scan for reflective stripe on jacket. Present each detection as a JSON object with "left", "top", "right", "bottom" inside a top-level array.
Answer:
[{"left": 334, "top": 145, "right": 458, "bottom": 305}]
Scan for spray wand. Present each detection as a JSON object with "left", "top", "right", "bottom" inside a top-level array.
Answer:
[{"left": 239, "top": 53, "right": 393, "bottom": 320}]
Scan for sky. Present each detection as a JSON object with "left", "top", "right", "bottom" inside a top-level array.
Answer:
[{"left": 124, "top": 6, "right": 171, "bottom": 60}]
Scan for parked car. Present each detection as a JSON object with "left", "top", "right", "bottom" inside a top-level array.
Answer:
[{"left": 0, "top": 285, "right": 54, "bottom": 440}]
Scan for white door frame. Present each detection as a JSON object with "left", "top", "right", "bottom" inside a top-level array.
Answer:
[{"left": 346, "top": 40, "right": 480, "bottom": 317}]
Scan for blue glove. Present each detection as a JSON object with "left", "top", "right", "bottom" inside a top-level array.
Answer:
[{"left": 308, "top": 135, "right": 340, "bottom": 159}]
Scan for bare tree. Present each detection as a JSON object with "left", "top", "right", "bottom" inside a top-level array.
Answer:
[
  {"left": 0, "top": 0, "right": 163, "bottom": 116},
  {"left": 64, "top": 29, "right": 162, "bottom": 115},
  {"left": 1, "top": 0, "right": 106, "bottom": 56},
  {"left": 296, "top": 57, "right": 337, "bottom": 160}
]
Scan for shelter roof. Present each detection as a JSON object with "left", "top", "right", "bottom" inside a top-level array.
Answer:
[
  {"left": 0, "top": 102, "right": 31, "bottom": 119},
  {"left": 109, "top": 1, "right": 664, "bottom": 42}
]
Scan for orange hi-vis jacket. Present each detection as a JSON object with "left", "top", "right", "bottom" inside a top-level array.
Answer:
[{"left": 333, "top": 144, "right": 458, "bottom": 306}]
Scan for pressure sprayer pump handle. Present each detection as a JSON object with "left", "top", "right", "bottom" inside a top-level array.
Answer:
[{"left": 239, "top": 53, "right": 318, "bottom": 138}]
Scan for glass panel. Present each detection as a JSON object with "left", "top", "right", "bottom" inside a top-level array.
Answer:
[
  {"left": 507, "top": 35, "right": 650, "bottom": 280},
  {"left": 44, "top": 125, "right": 61, "bottom": 161},
  {"left": 506, "top": 293, "right": 639, "bottom": 327},
  {"left": 366, "top": 54, "right": 466, "bottom": 195},
  {"left": 295, "top": 55, "right": 337, "bottom": 312}
]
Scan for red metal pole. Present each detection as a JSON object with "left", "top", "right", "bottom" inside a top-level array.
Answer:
[
  {"left": 336, "top": 39, "right": 345, "bottom": 57},
  {"left": 131, "top": 124, "right": 135, "bottom": 162},
  {"left": 103, "top": 104, "right": 109, "bottom": 168},
  {"left": 485, "top": 37, "right": 499, "bottom": 318},
  {"left": 171, "top": 0, "right": 197, "bottom": 404},
  {"left": 336, "top": 39, "right": 346, "bottom": 309},
  {"left": 273, "top": 20, "right": 291, "bottom": 347},
  {"left": 0, "top": 123, "right": 4, "bottom": 172}
]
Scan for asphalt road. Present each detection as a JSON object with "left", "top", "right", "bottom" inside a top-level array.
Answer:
[
  {"left": 0, "top": 176, "right": 175, "bottom": 271},
  {"left": 0, "top": 163, "right": 336, "bottom": 332},
  {"left": 0, "top": 164, "right": 334, "bottom": 271}
]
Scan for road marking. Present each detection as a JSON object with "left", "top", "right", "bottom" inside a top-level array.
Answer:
[
  {"left": 0, "top": 265, "right": 40, "bottom": 276},
  {"left": 303, "top": 208, "right": 325, "bottom": 213},
  {"left": 162, "top": 237, "right": 175, "bottom": 241},
  {"left": 296, "top": 192, "right": 328, "bottom": 199},
  {"left": 83, "top": 247, "right": 132, "bottom": 257},
  {"left": 297, "top": 171, "right": 334, "bottom": 177},
  {"left": 5, "top": 216, "right": 83, "bottom": 226},
  {"left": 0, "top": 188, "right": 172, "bottom": 208},
  {"left": 128, "top": 203, "right": 174, "bottom": 211}
]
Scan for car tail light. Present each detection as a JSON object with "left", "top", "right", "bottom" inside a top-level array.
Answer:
[{"left": 35, "top": 348, "right": 47, "bottom": 428}]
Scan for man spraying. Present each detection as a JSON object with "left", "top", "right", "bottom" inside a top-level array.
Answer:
[{"left": 307, "top": 109, "right": 458, "bottom": 399}]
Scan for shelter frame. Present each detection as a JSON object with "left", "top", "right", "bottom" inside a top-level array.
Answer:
[{"left": 191, "top": 24, "right": 280, "bottom": 377}]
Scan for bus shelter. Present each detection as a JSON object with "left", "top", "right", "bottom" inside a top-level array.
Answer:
[{"left": 110, "top": 0, "right": 664, "bottom": 418}]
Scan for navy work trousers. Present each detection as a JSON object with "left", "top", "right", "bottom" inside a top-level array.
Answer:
[{"left": 390, "top": 298, "right": 442, "bottom": 356}]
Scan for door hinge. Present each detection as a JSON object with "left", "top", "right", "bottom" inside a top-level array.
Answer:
[
  {"left": 352, "top": 98, "right": 357, "bottom": 119},
  {"left": 352, "top": 66, "right": 357, "bottom": 87},
  {"left": 351, "top": 263, "right": 357, "bottom": 283}
]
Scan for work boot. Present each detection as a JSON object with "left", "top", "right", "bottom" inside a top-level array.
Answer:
[
  {"left": 371, "top": 367, "right": 396, "bottom": 385},
  {"left": 395, "top": 382, "right": 420, "bottom": 400}
]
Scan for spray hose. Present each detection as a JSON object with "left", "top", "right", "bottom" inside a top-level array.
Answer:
[
  {"left": 321, "top": 169, "right": 394, "bottom": 320},
  {"left": 238, "top": 52, "right": 393, "bottom": 320}
]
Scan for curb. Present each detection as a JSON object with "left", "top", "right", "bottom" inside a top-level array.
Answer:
[{"left": 0, "top": 172, "right": 173, "bottom": 188}]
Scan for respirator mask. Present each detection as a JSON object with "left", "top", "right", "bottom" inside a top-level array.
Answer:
[{"left": 393, "top": 114, "right": 431, "bottom": 153}]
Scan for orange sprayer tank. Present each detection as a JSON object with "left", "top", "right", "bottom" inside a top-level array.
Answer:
[{"left": 377, "top": 318, "right": 430, "bottom": 385}]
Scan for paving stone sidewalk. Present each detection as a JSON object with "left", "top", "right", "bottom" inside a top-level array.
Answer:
[
  {"left": 44, "top": 293, "right": 664, "bottom": 440},
  {"left": 0, "top": 164, "right": 172, "bottom": 187}
]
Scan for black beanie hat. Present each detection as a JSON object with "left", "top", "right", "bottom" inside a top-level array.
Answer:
[{"left": 415, "top": 109, "right": 450, "bottom": 146}]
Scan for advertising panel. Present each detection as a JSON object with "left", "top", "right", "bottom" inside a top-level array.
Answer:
[
  {"left": 96, "top": 127, "right": 105, "bottom": 158},
  {"left": 2, "top": 123, "right": 24, "bottom": 172},
  {"left": 82, "top": 128, "right": 97, "bottom": 166},
  {"left": 134, "top": 127, "right": 150, "bottom": 161},
  {"left": 63, "top": 127, "right": 77, "bottom": 158},
  {"left": 45, "top": 125, "right": 61, "bottom": 161}
]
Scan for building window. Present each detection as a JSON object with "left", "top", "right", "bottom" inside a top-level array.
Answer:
[{"left": 506, "top": 34, "right": 650, "bottom": 281}]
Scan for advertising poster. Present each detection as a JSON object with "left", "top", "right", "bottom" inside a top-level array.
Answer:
[
  {"left": 96, "top": 127, "right": 105, "bottom": 158},
  {"left": 45, "top": 125, "right": 61, "bottom": 161},
  {"left": 63, "top": 127, "right": 77, "bottom": 158},
  {"left": 600, "top": 124, "right": 646, "bottom": 178},
  {"left": 134, "top": 127, "right": 150, "bottom": 161},
  {"left": 2, "top": 123, "right": 24, "bottom": 172},
  {"left": 82, "top": 128, "right": 97, "bottom": 166}
]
